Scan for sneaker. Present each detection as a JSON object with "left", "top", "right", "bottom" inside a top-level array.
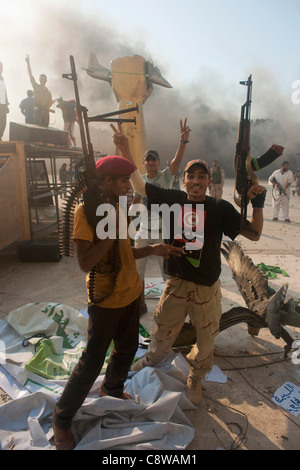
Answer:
[
  {"left": 272, "top": 217, "right": 278, "bottom": 221},
  {"left": 285, "top": 219, "right": 291, "bottom": 223},
  {"left": 99, "top": 385, "right": 132, "bottom": 400},
  {"left": 186, "top": 375, "right": 202, "bottom": 406},
  {"left": 52, "top": 411, "right": 76, "bottom": 450}
]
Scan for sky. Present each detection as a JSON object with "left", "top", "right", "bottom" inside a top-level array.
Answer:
[{"left": 1, "top": 0, "right": 300, "bottom": 175}]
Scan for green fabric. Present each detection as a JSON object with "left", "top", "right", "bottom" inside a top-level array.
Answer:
[
  {"left": 258, "top": 262, "right": 289, "bottom": 279},
  {"left": 139, "top": 323, "right": 150, "bottom": 338},
  {"left": 25, "top": 338, "right": 86, "bottom": 379},
  {"left": 24, "top": 324, "right": 150, "bottom": 380}
]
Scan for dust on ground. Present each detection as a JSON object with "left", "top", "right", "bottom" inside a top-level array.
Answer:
[{"left": 0, "top": 178, "right": 300, "bottom": 450}]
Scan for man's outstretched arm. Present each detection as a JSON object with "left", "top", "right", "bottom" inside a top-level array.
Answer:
[
  {"left": 168, "top": 118, "right": 191, "bottom": 175},
  {"left": 111, "top": 123, "right": 146, "bottom": 196}
]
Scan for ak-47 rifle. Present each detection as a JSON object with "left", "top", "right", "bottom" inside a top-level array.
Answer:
[
  {"left": 59, "top": 55, "right": 138, "bottom": 255},
  {"left": 271, "top": 176, "right": 290, "bottom": 200},
  {"left": 234, "top": 75, "right": 283, "bottom": 228}
]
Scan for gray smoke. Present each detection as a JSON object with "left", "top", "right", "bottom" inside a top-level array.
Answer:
[{"left": 6, "top": 2, "right": 300, "bottom": 177}]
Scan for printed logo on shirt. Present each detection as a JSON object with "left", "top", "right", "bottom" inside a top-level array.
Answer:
[{"left": 173, "top": 206, "right": 206, "bottom": 267}]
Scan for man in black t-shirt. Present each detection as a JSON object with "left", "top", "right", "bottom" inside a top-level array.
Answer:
[
  {"left": 111, "top": 122, "right": 282, "bottom": 406},
  {"left": 145, "top": 165, "right": 241, "bottom": 287}
]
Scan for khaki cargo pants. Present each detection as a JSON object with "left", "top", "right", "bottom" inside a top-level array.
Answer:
[{"left": 144, "top": 276, "right": 222, "bottom": 378}]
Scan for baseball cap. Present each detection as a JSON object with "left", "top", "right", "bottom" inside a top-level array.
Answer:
[
  {"left": 95, "top": 156, "right": 136, "bottom": 176},
  {"left": 143, "top": 150, "right": 160, "bottom": 161},
  {"left": 184, "top": 159, "right": 209, "bottom": 174}
]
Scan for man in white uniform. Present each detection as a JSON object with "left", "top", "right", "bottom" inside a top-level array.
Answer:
[{"left": 268, "top": 161, "right": 294, "bottom": 222}]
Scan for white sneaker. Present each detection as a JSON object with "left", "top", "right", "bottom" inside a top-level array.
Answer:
[{"left": 186, "top": 375, "right": 202, "bottom": 406}]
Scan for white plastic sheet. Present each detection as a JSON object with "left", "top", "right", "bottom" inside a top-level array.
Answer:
[
  {"left": 0, "top": 361, "right": 195, "bottom": 450},
  {"left": 0, "top": 304, "right": 195, "bottom": 450}
]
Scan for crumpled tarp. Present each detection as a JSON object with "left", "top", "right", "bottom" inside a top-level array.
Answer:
[
  {"left": 0, "top": 360, "right": 195, "bottom": 450},
  {"left": 0, "top": 303, "right": 195, "bottom": 450},
  {"left": 1, "top": 303, "right": 149, "bottom": 385}
]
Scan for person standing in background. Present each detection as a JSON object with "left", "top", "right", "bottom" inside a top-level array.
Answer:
[
  {"left": 209, "top": 159, "right": 225, "bottom": 198},
  {"left": 293, "top": 168, "right": 300, "bottom": 196},
  {"left": 19, "top": 90, "right": 34, "bottom": 124},
  {"left": 268, "top": 161, "right": 294, "bottom": 223},
  {"left": 57, "top": 97, "right": 77, "bottom": 146},
  {"left": 59, "top": 163, "right": 69, "bottom": 198},
  {"left": 25, "top": 54, "right": 54, "bottom": 127}
]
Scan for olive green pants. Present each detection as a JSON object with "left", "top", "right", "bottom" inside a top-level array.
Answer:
[{"left": 144, "top": 277, "right": 222, "bottom": 378}]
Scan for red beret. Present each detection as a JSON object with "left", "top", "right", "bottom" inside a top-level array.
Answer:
[{"left": 95, "top": 155, "right": 136, "bottom": 176}]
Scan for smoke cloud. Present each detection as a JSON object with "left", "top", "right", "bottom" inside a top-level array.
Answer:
[{"left": 3, "top": 2, "right": 300, "bottom": 177}]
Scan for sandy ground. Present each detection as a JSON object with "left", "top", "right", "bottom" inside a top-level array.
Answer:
[{"left": 0, "top": 177, "right": 300, "bottom": 450}]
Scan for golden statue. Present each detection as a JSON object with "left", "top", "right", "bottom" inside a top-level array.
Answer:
[{"left": 84, "top": 54, "right": 172, "bottom": 172}]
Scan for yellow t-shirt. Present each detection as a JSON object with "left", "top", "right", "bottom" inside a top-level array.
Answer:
[
  {"left": 31, "top": 78, "right": 52, "bottom": 109},
  {"left": 73, "top": 204, "right": 142, "bottom": 308}
]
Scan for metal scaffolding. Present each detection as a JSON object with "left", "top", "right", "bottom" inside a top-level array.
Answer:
[{"left": 24, "top": 143, "right": 105, "bottom": 238}]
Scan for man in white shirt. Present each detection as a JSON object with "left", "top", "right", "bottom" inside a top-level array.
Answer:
[
  {"left": 268, "top": 161, "right": 294, "bottom": 222},
  {"left": 0, "top": 62, "right": 9, "bottom": 141}
]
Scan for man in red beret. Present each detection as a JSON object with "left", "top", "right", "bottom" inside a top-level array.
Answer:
[
  {"left": 95, "top": 154, "right": 136, "bottom": 176},
  {"left": 52, "top": 155, "right": 182, "bottom": 450}
]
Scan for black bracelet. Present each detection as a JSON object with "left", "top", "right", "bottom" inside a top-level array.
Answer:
[{"left": 180, "top": 140, "right": 189, "bottom": 144}]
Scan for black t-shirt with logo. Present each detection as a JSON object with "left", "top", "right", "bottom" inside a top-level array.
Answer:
[{"left": 145, "top": 183, "right": 241, "bottom": 286}]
